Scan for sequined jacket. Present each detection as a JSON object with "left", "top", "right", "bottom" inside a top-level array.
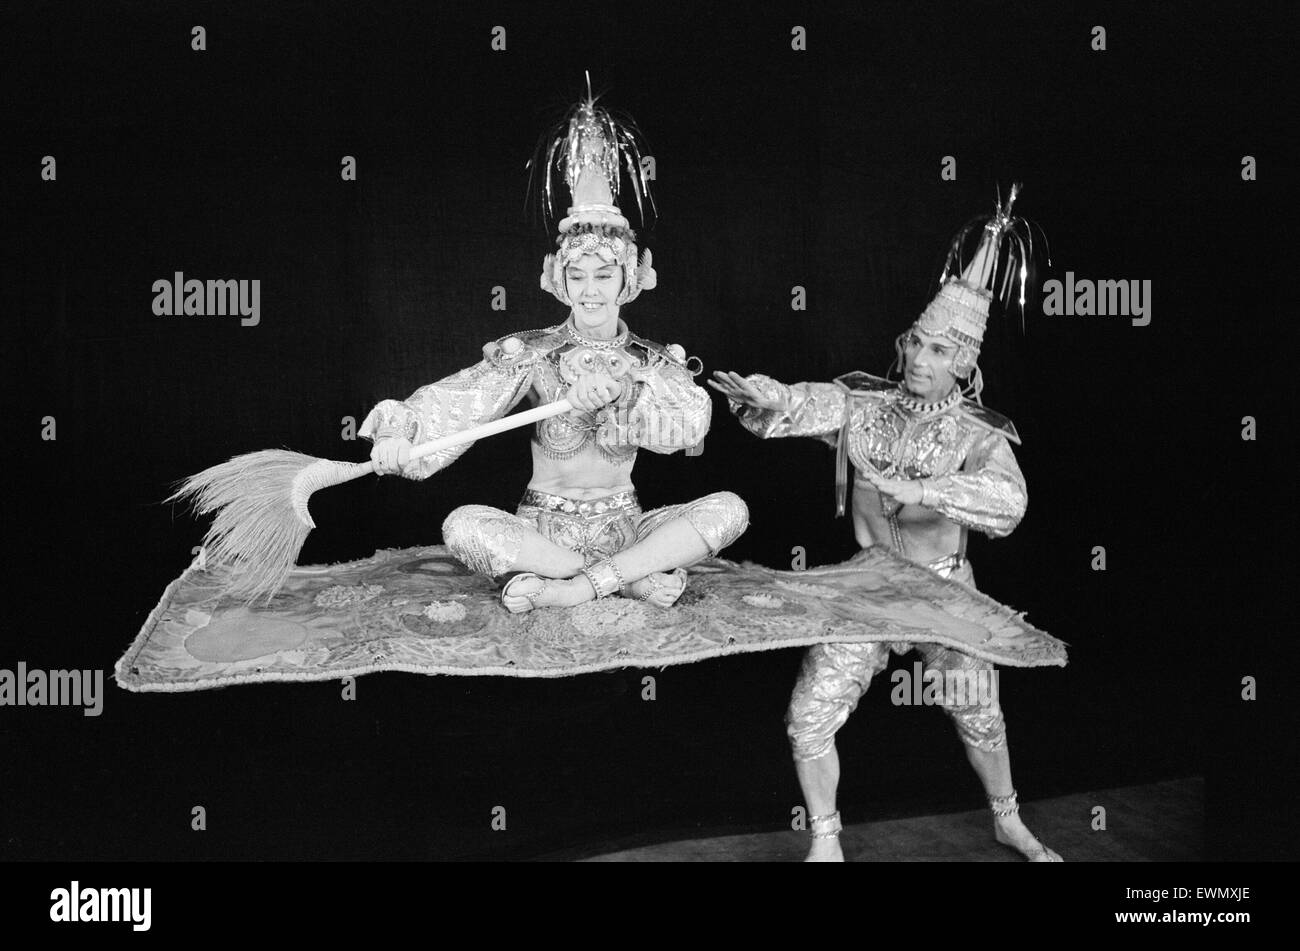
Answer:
[
  {"left": 359, "top": 320, "right": 711, "bottom": 480},
  {"left": 730, "top": 371, "right": 1027, "bottom": 539}
]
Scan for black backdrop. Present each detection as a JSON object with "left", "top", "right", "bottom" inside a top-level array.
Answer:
[{"left": 3, "top": 1, "right": 1292, "bottom": 861}]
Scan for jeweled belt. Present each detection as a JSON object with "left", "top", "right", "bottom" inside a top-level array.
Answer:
[{"left": 519, "top": 488, "right": 639, "bottom": 517}]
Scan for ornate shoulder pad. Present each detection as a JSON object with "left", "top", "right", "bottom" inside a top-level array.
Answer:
[
  {"left": 626, "top": 332, "right": 704, "bottom": 377},
  {"left": 481, "top": 325, "right": 565, "bottom": 368},
  {"left": 958, "top": 401, "right": 1021, "bottom": 445},
  {"left": 833, "top": 371, "right": 897, "bottom": 398}
]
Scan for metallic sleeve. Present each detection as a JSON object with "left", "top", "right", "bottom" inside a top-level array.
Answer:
[
  {"left": 728, "top": 374, "right": 845, "bottom": 446},
  {"left": 358, "top": 354, "right": 536, "bottom": 481},
  {"left": 616, "top": 356, "right": 713, "bottom": 455},
  {"left": 921, "top": 430, "right": 1028, "bottom": 538}
]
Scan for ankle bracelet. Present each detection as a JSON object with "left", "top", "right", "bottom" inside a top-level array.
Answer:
[
  {"left": 581, "top": 559, "right": 625, "bottom": 599},
  {"left": 988, "top": 790, "right": 1020, "bottom": 817},
  {"left": 809, "top": 810, "right": 842, "bottom": 839},
  {"left": 637, "top": 574, "right": 665, "bottom": 601}
]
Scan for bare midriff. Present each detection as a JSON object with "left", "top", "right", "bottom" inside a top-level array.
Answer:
[
  {"left": 851, "top": 480, "right": 961, "bottom": 565},
  {"left": 525, "top": 439, "right": 637, "bottom": 499}
]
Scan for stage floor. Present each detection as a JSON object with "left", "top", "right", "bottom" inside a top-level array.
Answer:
[{"left": 575, "top": 777, "right": 1201, "bottom": 862}]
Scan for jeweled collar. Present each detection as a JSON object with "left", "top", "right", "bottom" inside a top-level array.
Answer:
[
  {"left": 565, "top": 315, "right": 630, "bottom": 350},
  {"left": 895, "top": 383, "right": 962, "bottom": 416}
]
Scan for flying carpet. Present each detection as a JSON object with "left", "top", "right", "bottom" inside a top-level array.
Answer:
[{"left": 116, "top": 545, "right": 1068, "bottom": 692}]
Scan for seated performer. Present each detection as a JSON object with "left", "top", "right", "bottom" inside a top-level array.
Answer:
[
  {"left": 710, "top": 187, "right": 1061, "bottom": 862},
  {"left": 360, "top": 88, "right": 748, "bottom": 612}
]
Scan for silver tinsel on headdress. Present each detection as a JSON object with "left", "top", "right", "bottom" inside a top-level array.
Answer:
[
  {"left": 527, "top": 71, "right": 656, "bottom": 229},
  {"left": 936, "top": 183, "right": 1050, "bottom": 329}
]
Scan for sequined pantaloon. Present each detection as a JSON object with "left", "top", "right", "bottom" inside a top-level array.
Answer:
[
  {"left": 441, "top": 489, "right": 748, "bottom": 578},
  {"left": 786, "top": 555, "right": 1008, "bottom": 760}
]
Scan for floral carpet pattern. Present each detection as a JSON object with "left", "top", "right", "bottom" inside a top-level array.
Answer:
[{"left": 116, "top": 546, "right": 1068, "bottom": 692}]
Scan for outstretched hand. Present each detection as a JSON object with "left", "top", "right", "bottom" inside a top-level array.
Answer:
[{"left": 707, "top": 371, "right": 788, "bottom": 411}]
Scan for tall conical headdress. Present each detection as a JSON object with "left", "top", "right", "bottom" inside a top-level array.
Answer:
[
  {"left": 531, "top": 73, "right": 658, "bottom": 306},
  {"left": 913, "top": 184, "right": 1046, "bottom": 393}
]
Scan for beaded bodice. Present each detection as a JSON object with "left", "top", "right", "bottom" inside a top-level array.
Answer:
[
  {"left": 483, "top": 319, "right": 703, "bottom": 464},
  {"left": 359, "top": 316, "right": 709, "bottom": 481}
]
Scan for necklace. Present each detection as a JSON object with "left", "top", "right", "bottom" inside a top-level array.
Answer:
[
  {"left": 895, "top": 385, "right": 962, "bottom": 416},
  {"left": 566, "top": 317, "right": 629, "bottom": 351}
]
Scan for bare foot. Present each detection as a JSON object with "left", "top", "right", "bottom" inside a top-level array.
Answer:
[
  {"left": 994, "top": 814, "right": 1063, "bottom": 862},
  {"left": 501, "top": 574, "right": 595, "bottom": 614},
  {"left": 622, "top": 569, "right": 688, "bottom": 608},
  {"left": 804, "top": 837, "right": 844, "bottom": 862}
]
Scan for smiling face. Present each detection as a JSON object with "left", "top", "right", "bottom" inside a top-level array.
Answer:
[
  {"left": 565, "top": 254, "right": 625, "bottom": 334},
  {"left": 902, "top": 327, "right": 961, "bottom": 402}
]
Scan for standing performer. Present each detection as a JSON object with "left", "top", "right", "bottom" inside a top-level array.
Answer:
[
  {"left": 362, "top": 85, "right": 748, "bottom": 612},
  {"left": 710, "top": 189, "right": 1062, "bottom": 862}
]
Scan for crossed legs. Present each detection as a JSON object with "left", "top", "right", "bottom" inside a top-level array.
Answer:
[
  {"left": 441, "top": 491, "right": 749, "bottom": 611},
  {"left": 504, "top": 512, "right": 715, "bottom": 610}
]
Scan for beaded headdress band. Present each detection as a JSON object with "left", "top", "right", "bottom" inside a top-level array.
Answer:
[
  {"left": 531, "top": 74, "right": 658, "bottom": 307},
  {"left": 904, "top": 184, "right": 1047, "bottom": 399}
]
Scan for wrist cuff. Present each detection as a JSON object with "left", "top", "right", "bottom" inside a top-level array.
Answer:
[{"left": 920, "top": 479, "right": 936, "bottom": 507}]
